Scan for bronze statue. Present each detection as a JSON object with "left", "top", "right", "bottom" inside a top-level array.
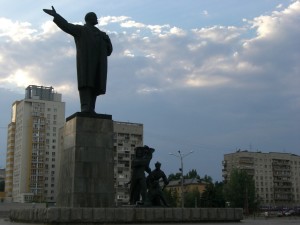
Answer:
[
  {"left": 129, "top": 146, "right": 154, "bottom": 205},
  {"left": 146, "top": 161, "right": 169, "bottom": 207},
  {"left": 43, "top": 6, "right": 113, "bottom": 113}
]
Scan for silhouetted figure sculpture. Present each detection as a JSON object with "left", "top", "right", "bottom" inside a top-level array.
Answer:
[
  {"left": 43, "top": 6, "right": 113, "bottom": 113},
  {"left": 129, "top": 146, "right": 154, "bottom": 205},
  {"left": 146, "top": 161, "right": 169, "bottom": 207}
]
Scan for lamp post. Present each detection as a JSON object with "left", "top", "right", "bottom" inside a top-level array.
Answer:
[{"left": 169, "top": 150, "right": 194, "bottom": 208}]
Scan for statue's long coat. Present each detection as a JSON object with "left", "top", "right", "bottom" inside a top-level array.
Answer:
[{"left": 53, "top": 14, "right": 112, "bottom": 95}]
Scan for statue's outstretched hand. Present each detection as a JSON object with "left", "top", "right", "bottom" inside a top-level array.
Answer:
[{"left": 43, "top": 6, "right": 57, "bottom": 16}]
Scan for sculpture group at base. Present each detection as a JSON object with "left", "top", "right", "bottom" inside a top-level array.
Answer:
[{"left": 128, "top": 146, "right": 169, "bottom": 207}]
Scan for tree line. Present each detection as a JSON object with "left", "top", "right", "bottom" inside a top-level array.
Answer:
[{"left": 163, "top": 169, "right": 258, "bottom": 213}]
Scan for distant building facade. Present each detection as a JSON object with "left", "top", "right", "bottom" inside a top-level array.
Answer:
[
  {"left": 5, "top": 86, "right": 145, "bottom": 204},
  {"left": 113, "top": 121, "right": 143, "bottom": 206},
  {"left": 165, "top": 178, "right": 207, "bottom": 207},
  {"left": 5, "top": 85, "right": 65, "bottom": 203},
  {"left": 223, "top": 150, "right": 300, "bottom": 207}
]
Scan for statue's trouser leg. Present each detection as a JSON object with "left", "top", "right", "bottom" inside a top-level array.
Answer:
[
  {"left": 140, "top": 178, "right": 147, "bottom": 203},
  {"left": 79, "top": 88, "right": 97, "bottom": 112}
]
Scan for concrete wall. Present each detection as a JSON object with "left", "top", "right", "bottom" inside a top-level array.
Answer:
[
  {"left": 10, "top": 207, "right": 243, "bottom": 223},
  {"left": 0, "top": 203, "right": 46, "bottom": 218}
]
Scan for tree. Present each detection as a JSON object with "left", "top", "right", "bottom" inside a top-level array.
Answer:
[
  {"left": 168, "top": 173, "right": 181, "bottom": 181},
  {"left": 185, "top": 187, "right": 201, "bottom": 208},
  {"left": 214, "top": 181, "right": 226, "bottom": 207},
  {"left": 163, "top": 188, "right": 178, "bottom": 207},
  {"left": 224, "top": 169, "right": 256, "bottom": 213},
  {"left": 201, "top": 181, "right": 225, "bottom": 207},
  {"left": 185, "top": 169, "right": 200, "bottom": 179},
  {"left": 202, "top": 174, "right": 213, "bottom": 183},
  {"left": 168, "top": 169, "right": 201, "bottom": 181},
  {"left": 0, "top": 180, "right": 4, "bottom": 192}
]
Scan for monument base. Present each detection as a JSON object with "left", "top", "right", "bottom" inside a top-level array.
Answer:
[
  {"left": 10, "top": 207, "right": 243, "bottom": 224},
  {"left": 56, "top": 112, "right": 114, "bottom": 208}
]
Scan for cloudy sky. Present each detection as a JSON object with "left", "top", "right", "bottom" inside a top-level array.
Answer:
[{"left": 0, "top": 0, "right": 299, "bottom": 181}]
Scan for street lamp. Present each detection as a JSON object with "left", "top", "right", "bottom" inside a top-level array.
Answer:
[{"left": 169, "top": 150, "right": 194, "bottom": 208}]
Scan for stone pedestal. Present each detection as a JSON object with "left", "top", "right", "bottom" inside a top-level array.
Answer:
[
  {"left": 10, "top": 208, "right": 244, "bottom": 223},
  {"left": 56, "top": 113, "right": 114, "bottom": 208}
]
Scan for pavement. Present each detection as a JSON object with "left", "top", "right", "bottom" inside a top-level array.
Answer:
[{"left": 1, "top": 217, "right": 300, "bottom": 225}]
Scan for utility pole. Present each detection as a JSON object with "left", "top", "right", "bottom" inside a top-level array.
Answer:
[{"left": 169, "top": 150, "right": 193, "bottom": 208}]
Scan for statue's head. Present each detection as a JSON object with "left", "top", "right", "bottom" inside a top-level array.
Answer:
[
  {"left": 85, "top": 12, "right": 98, "bottom": 25},
  {"left": 135, "top": 147, "right": 144, "bottom": 158},
  {"left": 155, "top": 161, "right": 161, "bottom": 169}
]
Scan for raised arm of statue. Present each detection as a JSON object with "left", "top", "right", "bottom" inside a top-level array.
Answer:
[
  {"left": 43, "top": 6, "right": 80, "bottom": 37},
  {"left": 43, "top": 6, "right": 57, "bottom": 17}
]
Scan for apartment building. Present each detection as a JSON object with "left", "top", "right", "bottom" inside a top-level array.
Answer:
[
  {"left": 5, "top": 101, "right": 19, "bottom": 200},
  {"left": 5, "top": 85, "right": 65, "bottom": 203},
  {"left": 165, "top": 178, "right": 207, "bottom": 207},
  {"left": 113, "top": 121, "right": 143, "bottom": 206},
  {"left": 223, "top": 150, "right": 300, "bottom": 206}
]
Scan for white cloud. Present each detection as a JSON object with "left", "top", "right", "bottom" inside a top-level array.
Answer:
[
  {"left": 202, "top": 10, "right": 209, "bottom": 16},
  {"left": 98, "top": 16, "right": 129, "bottom": 26},
  {"left": 59, "top": 47, "right": 76, "bottom": 57},
  {"left": 0, "top": 18, "right": 37, "bottom": 42},
  {"left": 187, "top": 41, "right": 207, "bottom": 51},
  {"left": 249, "top": 1, "right": 300, "bottom": 39},
  {"left": 137, "top": 87, "right": 161, "bottom": 94},
  {"left": 185, "top": 76, "right": 229, "bottom": 87},
  {"left": 123, "top": 49, "right": 134, "bottom": 57},
  {"left": 40, "top": 21, "right": 59, "bottom": 37},
  {"left": 192, "top": 26, "right": 242, "bottom": 43},
  {"left": 169, "top": 27, "right": 186, "bottom": 36},
  {"left": 0, "top": 67, "right": 41, "bottom": 88},
  {"left": 147, "top": 24, "right": 170, "bottom": 35},
  {"left": 120, "top": 20, "right": 145, "bottom": 28}
]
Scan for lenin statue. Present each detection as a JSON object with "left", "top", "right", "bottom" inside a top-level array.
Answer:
[{"left": 44, "top": 6, "right": 113, "bottom": 113}]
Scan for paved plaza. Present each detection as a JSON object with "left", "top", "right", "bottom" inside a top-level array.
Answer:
[{"left": 1, "top": 217, "right": 300, "bottom": 225}]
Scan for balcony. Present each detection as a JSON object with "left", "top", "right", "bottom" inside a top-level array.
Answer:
[
  {"left": 272, "top": 160, "right": 290, "bottom": 166},
  {"left": 273, "top": 182, "right": 292, "bottom": 187},
  {"left": 241, "top": 168, "right": 255, "bottom": 176},
  {"left": 239, "top": 157, "right": 254, "bottom": 165}
]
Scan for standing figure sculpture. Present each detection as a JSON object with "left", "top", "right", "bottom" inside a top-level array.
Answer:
[
  {"left": 43, "top": 6, "right": 113, "bottom": 113},
  {"left": 129, "top": 146, "right": 154, "bottom": 205},
  {"left": 146, "top": 161, "right": 169, "bottom": 206}
]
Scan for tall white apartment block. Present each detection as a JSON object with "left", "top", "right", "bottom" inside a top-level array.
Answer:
[
  {"left": 5, "top": 101, "right": 18, "bottom": 199},
  {"left": 113, "top": 121, "right": 143, "bottom": 206},
  {"left": 5, "top": 85, "right": 65, "bottom": 203},
  {"left": 223, "top": 150, "right": 300, "bottom": 207}
]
